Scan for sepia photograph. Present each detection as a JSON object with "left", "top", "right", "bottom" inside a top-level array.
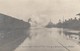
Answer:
[{"left": 0, "top": 0, "right": 80, "bottom": 51}]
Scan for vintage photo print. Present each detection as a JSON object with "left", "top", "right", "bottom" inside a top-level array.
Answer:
[{"left": 0, "top": 0, "right": 80, "bottom": 51}]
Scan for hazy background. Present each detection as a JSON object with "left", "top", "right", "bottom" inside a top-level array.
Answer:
[{"left": 0, "top": 0, "right": 80, "bottom": 25}]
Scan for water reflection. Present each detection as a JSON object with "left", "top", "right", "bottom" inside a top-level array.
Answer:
[
  {"left": 58, "top": 29, "right": 80, "bottom": 45},
  {"left": 0, "top": 29, "right": 30, "bottom": 51},
  {"left": 14, "top": 28, "right": 80, "bottom": 51}
]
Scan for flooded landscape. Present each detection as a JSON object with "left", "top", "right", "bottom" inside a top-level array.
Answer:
[
  {"left": 15, "top": 27, "right": 80, "bottom": 51},
  {"left": 0, "top": 0, "right": 80, "bottom": 51}
]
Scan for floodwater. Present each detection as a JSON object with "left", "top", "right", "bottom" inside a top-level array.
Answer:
[{"left": 15, "top": 27, "right": 80, "bottom": 51}]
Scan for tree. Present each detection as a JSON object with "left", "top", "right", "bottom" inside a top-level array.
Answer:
[
  {"left": 28, "top": 18, "right": 31, "bottom": 22},
  {"left": 76, "top": 13, "right": 80, "bottom": 17},
  {"left": 74, "top": 17, "right": 77, "bottom": 20},
  {"left": 59, "top": 19, "right": 61, "bottom": 23}
]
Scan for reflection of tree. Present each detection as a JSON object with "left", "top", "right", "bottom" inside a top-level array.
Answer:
[{"left": 58, "top": 30, "right": 62, "bottom": 35}]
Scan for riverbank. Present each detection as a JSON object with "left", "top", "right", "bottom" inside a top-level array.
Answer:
[
  {"left": 0, "top": 29, "right": 30, "bottom": 51},
  {"left": 0, "top": 13, "right": 31, "bottom": 51}
]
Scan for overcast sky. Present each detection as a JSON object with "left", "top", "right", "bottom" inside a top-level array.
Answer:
[{"left": 0, "top": 0, "right": 80, "bottom": 25}]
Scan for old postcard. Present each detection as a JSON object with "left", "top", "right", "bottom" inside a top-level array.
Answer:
[{"left": 0, "top": 0, "right": 80, "bottom": 51}]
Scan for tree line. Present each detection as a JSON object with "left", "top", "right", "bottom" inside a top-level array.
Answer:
[{"left": 56, "top": 13, "right": 80, "bottom": 30}]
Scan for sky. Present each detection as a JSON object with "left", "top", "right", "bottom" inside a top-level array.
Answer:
[{"left": 0, "top": 0, "right": 80, "bottom": 25}]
